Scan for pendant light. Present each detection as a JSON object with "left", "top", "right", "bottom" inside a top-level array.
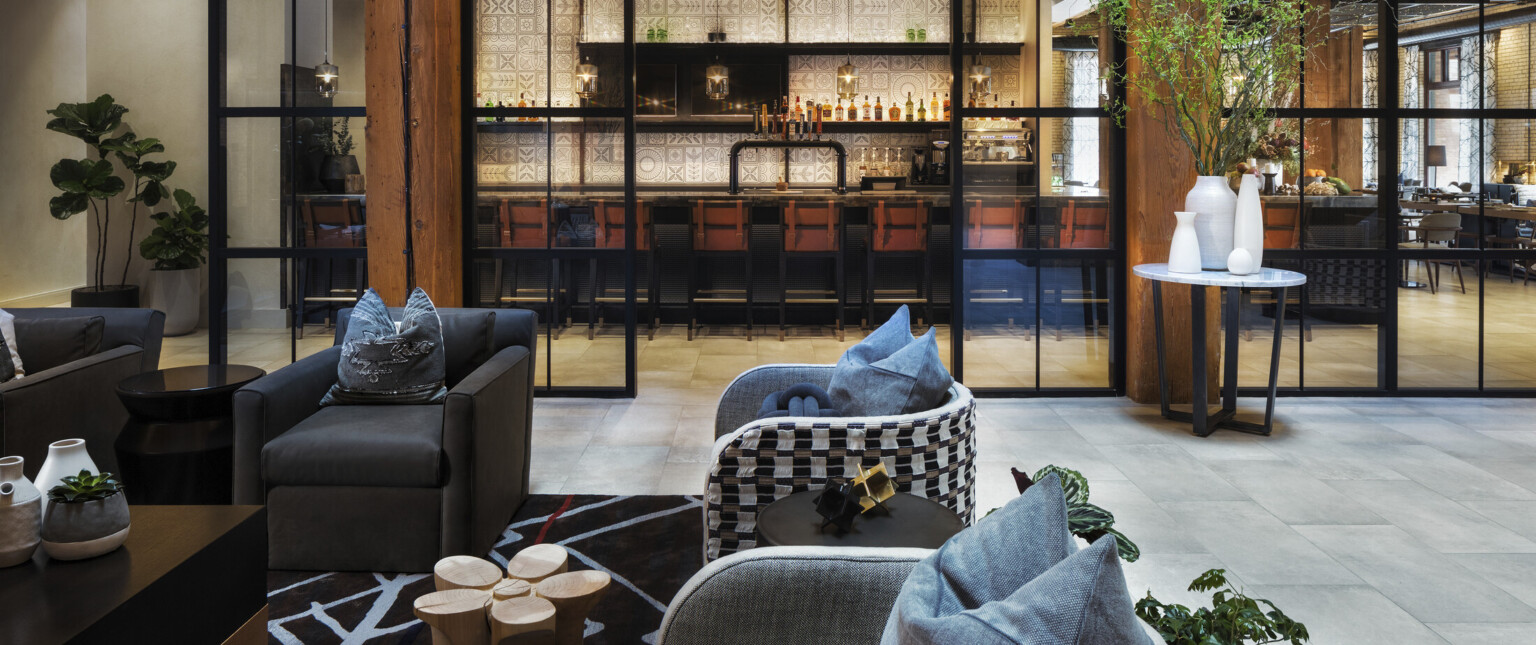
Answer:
[
  {"left": 968, "top": 60, "right": 992, "bottom": 99},
  {"left": 315, "top": 0, "right": 339, "bottom": 98},
  {"left": 706, "top": 57, "right": 730, "bottom": 100},
  {"left": 575, "top": 0, "right": 599, "bottom": 100},
  {"left": 836, "top": 0, "right": 858, "bottom": 100}
]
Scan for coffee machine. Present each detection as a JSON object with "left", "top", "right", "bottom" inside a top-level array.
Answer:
[{"left": 914, "top": 140, "right": 950, "bottom": 185}]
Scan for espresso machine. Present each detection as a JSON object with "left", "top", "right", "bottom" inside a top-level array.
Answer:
[{"left": 912, "top": 139, "right": 950, "bottom": 185}]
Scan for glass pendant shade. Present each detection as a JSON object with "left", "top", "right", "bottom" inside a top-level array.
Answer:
[
  {"left": 705, "top": 62, "right": 730, "bottom": 100},
  {"left": 576, "top": 59, "right": 600, "bottom": 99},
  {"left": 836, "top": 61, "right": 859, "bottom": 100},
  {"left": 968, "top": 63, "right": 991, "bottom": 99},
  {"left": 315, "top": 60, "right": 340, "bottom": 98}
]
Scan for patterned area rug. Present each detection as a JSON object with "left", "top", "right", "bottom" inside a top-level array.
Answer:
[{"left": 267, "top": 495, "right": 705, "bottom": 644}]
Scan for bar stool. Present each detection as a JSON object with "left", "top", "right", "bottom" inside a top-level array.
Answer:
[
  {"left": 1050, "top": 198, "right": 1109, "bottom": 340},
  {"left": 690, "top": 200, "right": 752, "bottom": 340},
  {"left": 589, "top": 199, "right": 657, "bottom": 340},
  {"left": 496, "top": 198, "right": 568, "bottom": 338},
  {"left": 1263, "top": 201, "right": 1303, "bottom": 249},
  {"left": 297, "top": 198, "right": 366, "bottom": 338},
  {"left": 962, "top": 198, "right": 1026, "bottom": 341},
  {"left": 867, "top": 199, "right": 930, "bottom": 329},
  {"left": 780, "top": 200, "right": 844, "bottom": 341}
]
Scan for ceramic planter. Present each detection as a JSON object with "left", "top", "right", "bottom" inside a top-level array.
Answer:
[
  {"left": 0, "top": 456, "right": 42, "bottom": 567},
  {"left": 321, "top": 155, "right": 360, "bottom": 194},
  {"left": 40, "top": 493, "right": 130, "bottom": 561},
  {"left": 34, "top": 438, "right": 98, "bottom": 519},
  {"left": 147, "top": 268, "right": 200, "bottom": 336},
  {"left": 1185, "top": 176, "right": 1236, "bottom": 270}
]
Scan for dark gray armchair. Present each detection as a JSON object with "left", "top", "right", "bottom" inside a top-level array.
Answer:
[
  {"left": 0, "top": 308, "right": 165, "bottom": 478},
  {"left": 233, "top": 307, "right": 537, "bottom": 573}
]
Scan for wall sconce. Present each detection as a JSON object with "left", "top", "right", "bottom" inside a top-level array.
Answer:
[
  {"left": 576, "top": 56, "right": 600, "bottom": 100},
  {"left": 837, "top": 60, "right": 859, "bottom": 100},
  {"left": 968, "top": 63, "right": 991, "bottom": 100},
  {"left": 705, "top": 58, "right": 730, "bottom": 100}
]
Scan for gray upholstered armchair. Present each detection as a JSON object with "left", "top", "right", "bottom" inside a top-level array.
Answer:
[
  {"left": 233, "top": 307, "right": 537, "bottom": 572},
  {"left": 1, "top": 308, "right": 165, "bottom": 478}
]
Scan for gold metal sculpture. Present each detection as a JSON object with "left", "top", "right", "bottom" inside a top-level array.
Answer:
[{"left": 852, "top": 463, "right": 895, "bottom": 513}]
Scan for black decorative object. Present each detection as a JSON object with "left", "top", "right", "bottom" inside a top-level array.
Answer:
[
  {"left": 1262, "top": 172, "right": 1277, "bottom": 196},
  {"left": 812, "top": 481, "right": 861, "bottom": 533}
]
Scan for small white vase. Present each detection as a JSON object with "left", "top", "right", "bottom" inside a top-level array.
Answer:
[
  {"left": 34, "top": 439, "right": 97, "bottom": 520},
  {"left": 1185, "top": 176, "right": 1237, "bottom": 270},
  {"left": 1168, "top": 211, "right": 1203, "bottom": 274},
  {"left": 0, "top": 456, "right": 42, "bottom": 567},
  {"left": 147, "top": 268, "right": 200, "bottom": 336},
  {"left": 1227, "top": 248, "right": 1257, "bottom": 275},
  {"left": 1233, "top": 174, "right": 1264, "bottom": 269}
]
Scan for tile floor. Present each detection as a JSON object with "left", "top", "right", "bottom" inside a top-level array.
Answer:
[{"left": 535, "top": 393, "right": 1536, "bottom": 644}]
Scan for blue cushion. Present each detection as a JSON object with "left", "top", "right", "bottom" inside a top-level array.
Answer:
[
  {"left": 828, "top": 305, "right": 954, "bottom": 417},
  {"left": 881, "top": 473, "right": 1154, "bottom": 644},
  {"left": 756, "top": 382, "right": 839, "bottom": 419},
  {"left": 321, "top": 288, "right": 448, "bottom": 405}
]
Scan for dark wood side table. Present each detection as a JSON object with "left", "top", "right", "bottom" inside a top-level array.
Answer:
[
  {"left": 0, "top": 505, "right": 268, "bottom": 645},
  {"left": 113, "top": 365, "right": 266, "bottom": 504},
  {"left": 757, "top": 490, "right": 964, "bottom": 549}
]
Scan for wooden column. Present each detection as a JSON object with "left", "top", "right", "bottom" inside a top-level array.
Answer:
[
  {"left": 1124, "top": 5, "right": 1219, "bottom": 405},
  {"left": 1304, "top": 0, "right": 1364, "bottom": 187},
  {"left": 365, "top": 0, "right": 463, "bottom": 306}
]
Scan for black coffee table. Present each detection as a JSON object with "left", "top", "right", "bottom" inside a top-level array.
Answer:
[
  {"left": 0, "top": 505, "right": 267, "bottom": 644},
  {"left": 114, "top": 365, "right": 266, "bottom": 504},
  {"left": 757, "top": 490, "right": 965, "bottom": 548}
]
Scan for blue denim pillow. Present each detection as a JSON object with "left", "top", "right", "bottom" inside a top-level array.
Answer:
[
  {"left": 882, "top": 474, "right": 1153, "bottom": 645},
  {"left": 321, "top": 288, "right": 448, "bottom": 405},
  {"left": 829, "top": 305, "right": 953, "bottom": 417}
]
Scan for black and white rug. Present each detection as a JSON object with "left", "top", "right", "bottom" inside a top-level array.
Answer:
[{"left": 267, "top": 495, "right": 705, "bottom": 644}]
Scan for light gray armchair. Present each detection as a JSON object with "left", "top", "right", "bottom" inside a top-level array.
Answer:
[{"left": 658, "top": 546, "right": 930, "bottom": 645}]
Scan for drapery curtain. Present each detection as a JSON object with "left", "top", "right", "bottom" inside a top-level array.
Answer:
[
  {"left": 1400, "top": 45, "right": 1422, "bottom": 184},
  {"left": 1458, "top": 34, "right": 1498, "bottom": 184},
  {"left": 1362, "top": 49, "right": 1378, "bottom": 186},
  {"left": 1061, "top": 51, "right": 1100, "bottom": 186}
]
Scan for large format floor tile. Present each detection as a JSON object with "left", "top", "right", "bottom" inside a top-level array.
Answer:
[{"left": 1160, "top": 501, "right": 1361, "bottom": 586}]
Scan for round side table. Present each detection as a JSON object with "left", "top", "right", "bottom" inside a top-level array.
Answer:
[
  {"left": 113, "top": 365, "right": 266, "bottom": 505},
  {"left": 757, "top": 490, "right": 964, "bottom": 549}
]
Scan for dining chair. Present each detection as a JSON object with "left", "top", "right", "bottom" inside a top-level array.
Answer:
[
  {"left": 1399, "top": 211, "right": 1465, "bottom": 294},
  {"left": 962, "top": 199, "right": 1027, "bottom": 341},
  {"left": 1058, "top": 198, "right": 1109, "bottom": 248},
  {"left": 297, "top": 198, "right": 366, "bottom": 338},
  {"left": 588, "top": 199, "right": 657, "bottom": 340}
]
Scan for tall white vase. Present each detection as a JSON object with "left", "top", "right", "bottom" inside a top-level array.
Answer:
[
  {"left": 34, "top": 439, "right": 97, "bottom": 519},
  {"left": 0, "top": 456, "right": 42, "bottom": 567},
  {"left": 1168, "top": 211, "right": 1203, "bottom": 274},
  {"left": 1185, "top": 176, "right": 1237, "bottom": 270},
  {"left": 1233, "top": 174, "right": 1265, "bottom": 270}
]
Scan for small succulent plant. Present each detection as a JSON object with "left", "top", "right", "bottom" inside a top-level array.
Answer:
[{"left": 47, "top": 470, "right": 124, "bottom": 503}]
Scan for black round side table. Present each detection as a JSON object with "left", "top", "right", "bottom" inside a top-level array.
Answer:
[
  {"left": 113, "top": 365, "right": 265, "bottom": 505},
  {"left": 757, "top": 490, "right": 965, "bottom": 549}
]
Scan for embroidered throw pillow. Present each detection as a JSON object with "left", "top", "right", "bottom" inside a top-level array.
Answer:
[{"left": 320, "top": 288, "right": 448, "bottom": 406}]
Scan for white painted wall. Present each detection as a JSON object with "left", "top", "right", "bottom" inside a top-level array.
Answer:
[{"left": 0, "top": 0, "right": 88, "bottom": 305}]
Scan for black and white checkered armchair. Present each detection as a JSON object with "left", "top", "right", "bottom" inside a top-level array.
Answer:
[{"left": 704, "top": 363, "right": 977, "bottom": 561}]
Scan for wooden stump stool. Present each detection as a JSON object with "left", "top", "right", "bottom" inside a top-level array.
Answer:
[
  {"left": 536, "top": 571, "right": 611, "bottom": 645},
  {"left": 434, "top": 555, "right": 505, "bottom": 592},
  {"left": 493, "top": 577, "right": 534, "bottom": 601},
  {"left": 507, "top": 544, "right": 569, "bottom": 584},
  {"left": 413, "top": 589, "right": 492, "bottom": 645},
  {"left": 490, "top": 595, "right": 558, "bottom": 645}
]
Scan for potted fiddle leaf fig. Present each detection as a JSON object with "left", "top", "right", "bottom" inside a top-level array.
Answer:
[
  {"left": 40, "top": 470, "right": 130, "bottom": 561},
  {"left": 139, "top": 189, "right": 209, "bottom": 336}
]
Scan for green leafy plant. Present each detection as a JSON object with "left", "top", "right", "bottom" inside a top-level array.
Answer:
[
  {"left": 1137, "top": 568, "right": 1309, "bottom": 644},
  {"left": 47, "top": 94, "right": 181, "bottom": 291},
  {"left": 139, "top": 189, "right": 210, "bottom": 271},
  {"left": 1011, "top": 464, "right": 1141, "bottom": 562},
  {"left": 324, "top": 116, "right": 354, "bottom": 157},
  {"left": 1095, "top": 0, "right": 1320, "bottom": 176},
  {"left": 46, "top": 470, "right": 124, "bottom": 504}
]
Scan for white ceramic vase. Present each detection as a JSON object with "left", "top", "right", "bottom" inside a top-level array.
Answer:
[
  {"left": 1185, "top": 175, "right": 1237, "bottom": 270},
  {"left": 1168, "top": 211, "right": 1203, "bottom": 274},
  {"left": 34, "top": 439, "right": 97, "bottom": 520},
  {"left": 0, "top": 456, "right": 42, "bottom": 567},
  {"left": 1233, "top": 174, "right": 1264, "bottom": 269},
  {"left": 147, "top": 268, "right": 200, "bottom": 336}
]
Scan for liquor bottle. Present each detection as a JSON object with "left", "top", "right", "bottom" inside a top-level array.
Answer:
[
  {"left": 529, "top": 98, "right": 538, "bottom": 122},
  {"left": 889, "top": 100, "right": 901, "bottom": 122},
  {"left": 823, "top": 100, "right": 833, "bottom": 121},
  {"left": 993, "top": 94, "right": 1002, "bottom": 121},
  {"left": 832, "top": 99, "right": 842, "bottom": 122},
  {"left": 795, "top": 96, "right": 804, "bottom": 123},
  {"left": 874, "top": 96, "right": 883, "bottom": 121},
  {"left": 862, "top": 95, "right": 872, "bottom": 121},
  {"left": 943, "top": 93, "right": 951, "bottom": 122},
  {"left": 517, "top": 92, "right": 528, "bottom": 121},
  {"left": 495, "top": 100, "right": 505, "bottom": 122},
  {"left": 916, "top": 98, "right": 926, "bottom": 122},
  {"left": 931, "top": 93, "right": 941, "bottom": 121},
  {"left": 905, "top": 92, "right": 914, "bottom": 122}
]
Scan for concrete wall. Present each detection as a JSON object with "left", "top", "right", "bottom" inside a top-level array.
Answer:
[{"left": 0, "top": 0, "right": 87, "bottom": 305}]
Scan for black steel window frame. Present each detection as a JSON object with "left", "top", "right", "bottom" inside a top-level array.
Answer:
[
  {"left": 208, "top": 0, "right": 370, "bottom": 366},
  {"left": 1229, "top": 0, "right": 1536, "bottom": 397}
]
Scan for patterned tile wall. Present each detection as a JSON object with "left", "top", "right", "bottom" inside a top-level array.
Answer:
[{"left": 787, "top": 54, "right": 1020, "bottom": 107}]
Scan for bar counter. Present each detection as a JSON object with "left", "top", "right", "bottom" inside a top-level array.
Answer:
[{"left": 474, "top": 185, "right": 1110, "bottom": 207}]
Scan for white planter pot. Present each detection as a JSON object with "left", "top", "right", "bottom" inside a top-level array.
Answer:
[
  {"left": 0, "top": 456, "right": 42, "bottom": 567},
  {"left": 1168, "top": 211, "right": 1203, "bottom": 274},
  {"left": 34, "top": 439, "right": 97, "bottom": 520},
  {"left": 1185, "top": 176, "right": 1237, "bottom": 270},
  {"left": 1233, "top": 174, "right": 1264, "bottom": 269},
  {"left": 147, "top": 269, "right": 200, "bottom": 336}
]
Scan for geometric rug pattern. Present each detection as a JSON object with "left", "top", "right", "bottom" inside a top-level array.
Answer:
[{"left": 267, "top": 495, "right": 705, "bottom": 644}]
